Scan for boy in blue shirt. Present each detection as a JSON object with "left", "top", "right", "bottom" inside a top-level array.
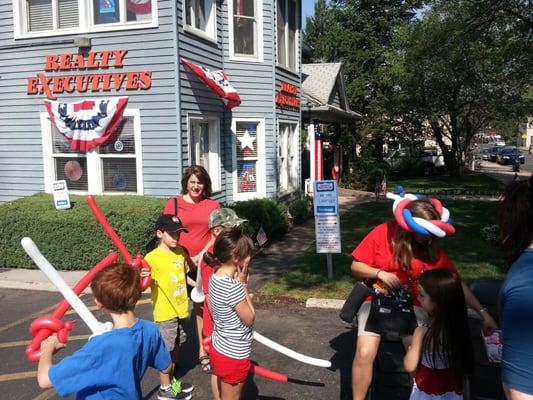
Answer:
[{"left": 37, "top": 262, "right": 184, "bottom": 400}]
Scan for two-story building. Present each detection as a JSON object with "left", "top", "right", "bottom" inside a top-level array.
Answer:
[{"left": 0, "top": 0, "right": 302, "bottom": 203}]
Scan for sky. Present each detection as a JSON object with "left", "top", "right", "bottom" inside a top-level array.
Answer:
[{"left": 302, "top": 0, "right": 316, "bottom": 30}]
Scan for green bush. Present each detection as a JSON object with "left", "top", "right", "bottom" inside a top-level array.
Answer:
[
  {"left": 287, "top": 197, "right": 311, "bottom": 224},
  {"left": 0, "top": 193, "right": 166, "bottom": 270},
  {"left": 0, "top": 193, "right": 292, "bottom": 269},
  {"left": 227, "top": 198, "right": 289, "bottom": 242},
  {"left": 342, "top": 157, "right": 390, "bottom": 191}
]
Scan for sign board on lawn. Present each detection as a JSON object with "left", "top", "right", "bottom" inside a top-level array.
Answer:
[
  {"left": 313, "top": 180, "right": 341, "bottom": 254},
  {"left": 52, "top": 180, "right": 71, "bottom": 210}
]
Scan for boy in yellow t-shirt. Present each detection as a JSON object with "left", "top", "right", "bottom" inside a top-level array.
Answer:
[{"left": 144, "top": 214, "right": 196, "bottom": 400}]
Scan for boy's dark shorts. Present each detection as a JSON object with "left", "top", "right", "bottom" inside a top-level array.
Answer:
[{"left": 157, "top": 317, "right": 188, "bottom": 352}]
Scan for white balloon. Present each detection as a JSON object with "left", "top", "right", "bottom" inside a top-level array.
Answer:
[
  {"left": 21, "top": 237, "right": 112, "bottom": 337},
  {"left": 412, "top": 218, "right": 446, "bottom": 238},
  {"left": 253, "top": 331, "right": 331, "bottom": 368},
  {"left": 190, "top": 251, "right": 205, "bottom": 304}
]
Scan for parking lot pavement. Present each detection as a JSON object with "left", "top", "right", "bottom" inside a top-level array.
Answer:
[{"left": 0, "top": 288, "right": 359, "bottom": 400}]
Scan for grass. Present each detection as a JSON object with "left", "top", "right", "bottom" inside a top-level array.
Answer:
[
  {"left": 388, "top": 172, "right": 504, "bottom": 194},
  {"left": 259, "top": 200, "right": 505, "bottom": 300}
]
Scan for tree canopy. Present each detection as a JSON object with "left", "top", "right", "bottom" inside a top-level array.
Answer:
[{"left": 304, "top": 0, "right": 533, "bottom": 174}]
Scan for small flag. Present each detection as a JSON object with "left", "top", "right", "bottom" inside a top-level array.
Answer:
[{"left": 256, "top": 225, "right": 268, "bottom": 246}]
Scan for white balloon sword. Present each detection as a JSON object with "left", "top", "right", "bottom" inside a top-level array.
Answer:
[{"left": 21, "top": 237, "right": 113, "bottom": 337}]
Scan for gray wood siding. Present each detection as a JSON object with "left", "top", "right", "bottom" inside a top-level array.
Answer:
[
  {"left": 177, "top": 0, "right": 230, "bottom": 203},
  {"left": 273, "top": 0, "right": 302, "bottom": 196},
  {"left": 0, "top": 0, "right": 180, "bottom": 203},
  {"left": 221, "top": 0, "right": 277, "bottom": 200}
]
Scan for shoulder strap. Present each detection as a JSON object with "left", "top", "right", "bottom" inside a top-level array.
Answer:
[{"left": 174, "top": 196, "right": 178, "bottom": 217}]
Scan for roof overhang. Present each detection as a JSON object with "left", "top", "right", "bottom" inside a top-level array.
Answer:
[{"left": 302, "top": 104, "right": 362, "bottom": 123}]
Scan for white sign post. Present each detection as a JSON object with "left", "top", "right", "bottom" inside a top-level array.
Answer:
[
  {"left": 313, "top": 180, "right": 341, "bottom": 279},
  {"left": 52, "top": 180, "right": 71, "bottom": 210}
]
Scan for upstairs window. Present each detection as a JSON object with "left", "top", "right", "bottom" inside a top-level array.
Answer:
[
  {"left": 15, "top": 0, "right": 158, "bottom": 37},
  {"left": 229, "top": 0, "right": 263, "bottom": 60},
  {"left": 276, "top": 0, "right": 298, "bottom": 71},
  {"left": 185, "top": 0, "right": 216, "bottom": 41}
]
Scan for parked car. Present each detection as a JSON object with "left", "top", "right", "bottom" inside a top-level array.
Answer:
[
  {"left": 488, "top": 145, "right": 506, "bottom": 162},
  {"left": 384, "top": 147, "right": 445, "bottom": 176},
  {"left": 480, "top": 148, "right": 491, "bottom": 160},
  {"left": 497, "top": 147, "right": 525, "bottom": 165}
]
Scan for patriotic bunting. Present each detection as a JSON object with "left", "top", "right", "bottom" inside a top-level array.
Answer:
[{"left": 44, "top": 97, "right": 128, "bottom": 152}]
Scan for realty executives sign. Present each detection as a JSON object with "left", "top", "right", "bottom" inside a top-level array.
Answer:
[{"left": 26, "top": 50, "right": 152, "bottom": 100}]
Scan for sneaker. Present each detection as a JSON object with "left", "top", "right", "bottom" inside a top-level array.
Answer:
[
  {"left": 157, "top": 387, "right": 192, "bottom": 400},
  {"left": 175, "top": 381, "right": 194, "bottom": 393}
]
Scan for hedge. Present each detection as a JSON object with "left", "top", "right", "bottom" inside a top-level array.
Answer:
[
  {"left": 0, "top": 193, "right": 292, "bottom": 270},
  {"left": 0, "top": 193, "right": 165, "bottom": 270}
]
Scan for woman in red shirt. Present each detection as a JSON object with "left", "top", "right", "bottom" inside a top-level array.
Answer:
[
  {"left": 163, "top": 165, "right": 220, "bottom": 373},
  {"left": 350, "top": 199, "right": 497, "bottom": 400}
]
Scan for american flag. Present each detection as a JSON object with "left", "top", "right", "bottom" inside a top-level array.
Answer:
[
  {"left": 314, "top": 120, "right": 323, "bottom": 180},
  {"left": 256, "top": 225, "right": 268, "bottom": 246}
]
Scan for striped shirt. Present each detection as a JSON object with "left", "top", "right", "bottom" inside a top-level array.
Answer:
[{"left": 210, "top": 274, "right": 253, "bottom": 359}]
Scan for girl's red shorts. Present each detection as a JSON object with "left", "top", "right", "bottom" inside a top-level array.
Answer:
[{"left": 210, "top": 346, "right": 250, "bottom": 384}]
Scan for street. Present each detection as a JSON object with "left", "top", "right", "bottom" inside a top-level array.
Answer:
[{"left": 0, "top": 288, "right": 362, "bottom": 400}]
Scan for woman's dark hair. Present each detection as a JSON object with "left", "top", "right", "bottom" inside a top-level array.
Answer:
[
  {"left": 391, "top": 200, "right": 441, "bottom": 269},
  {"left": 181, "top": 165, "right": 213, "bottom": 198},
  {"left": 498, "top": 174, "right": 533, "bottom": 269},
  {"left": 419, "top": 269, "right": 474, "bottom": 380},
  {"left": 204, "top": 228, "right": 253, "bottom": 266}
]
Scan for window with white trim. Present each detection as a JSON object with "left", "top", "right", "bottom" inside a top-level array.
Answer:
[
  {"left": 189, "top": 116, "right": 221, "bottom": 192},
  {"left": 232, "top": 119, "right": 264, "bottom": 200},
  {"left": 41, "top": 109, "right": 143, "bottom": 194},
  {"left": 278, "top": 122, "right": 298, "bottom": 191},
  {"left": 185, "top": 0, "right": 216, "bottom": 40},
  {"left": 14, "top": 0, "right": 157, "bottom": 37},
  {"left": 276, "top": 0, "right": 298, "bottom": 70},
  {"left": 229, "top": 0, "right": 262, "bottom": 59}
]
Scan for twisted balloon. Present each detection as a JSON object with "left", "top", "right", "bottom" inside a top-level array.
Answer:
[{"left": 386, "top": 186, "right": 455, "bottom": 238}]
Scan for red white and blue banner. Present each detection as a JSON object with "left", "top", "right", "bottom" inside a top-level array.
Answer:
[
  {"left": 181, "top": 58, "right": 241, "bottom": 110},
  {"left": 44, "top": 97, "right": 128, "bottom": 152}
]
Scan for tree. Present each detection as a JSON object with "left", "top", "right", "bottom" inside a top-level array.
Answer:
[
  {"left": 392, "top": 1, "right": 533, "bottom": 174},
  {"left": 304, "top": 0, "right": 424, "bottom": 156}
]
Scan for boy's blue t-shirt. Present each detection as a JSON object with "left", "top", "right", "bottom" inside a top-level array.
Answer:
[
  {"left": 500, "top": 249, "right": 533, "bottom": 395},
  {"left": 49, "top": 319, "right": 170, "bottom": 400}
]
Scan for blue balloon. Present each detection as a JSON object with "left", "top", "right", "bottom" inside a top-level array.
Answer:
[{"left": 403, "top": 208, "right": 431, "bottom": 236}]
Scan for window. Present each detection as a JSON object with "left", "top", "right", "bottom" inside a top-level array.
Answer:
[
  {"left": 229, "top": 0, "right": 263, "bottom": 60},
  {"left": 14, "top": 0, "right": 157, "bottom": 37},
  {"left": 232, "top": 119, "right": 265, "bottom": 200},
  {"left": 278, "top": 122, "right": 298, "bottom": 192},
  {"left": 276, "top": 0, "right": 298, "bottom": 70},
  {"left": 189, "top": 116, "right": 221, "bottom": 192},
  {"left": 185, "top": 0, "right": 216, "bottom": 41},
  {"left": 41, "top": 109, "right": 143, "bottom": 194}
]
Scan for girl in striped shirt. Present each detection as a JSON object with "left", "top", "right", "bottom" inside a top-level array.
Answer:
[{"left": 206, "top": 228, "right": 255, "bottom": 400}]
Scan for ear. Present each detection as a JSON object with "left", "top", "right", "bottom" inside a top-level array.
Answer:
[
  {"left": 156, "top": 229, "right": 164, "bottom": 239},
  {"left": 94, "top": 298, "right": 103, "bottom": 310}
]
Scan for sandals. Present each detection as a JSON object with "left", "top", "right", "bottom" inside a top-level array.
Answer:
[{"left": 199, "top": 355, "right": 212, "bottom": 374}]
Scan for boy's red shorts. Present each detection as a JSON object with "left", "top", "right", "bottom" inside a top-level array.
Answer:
[{"left": 210, "top": 346, "right": 250, "bottom": 384}]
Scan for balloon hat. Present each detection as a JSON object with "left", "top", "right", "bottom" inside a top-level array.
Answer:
[{"left": 386, "top": 185, "right": 455, "bottom": 238}]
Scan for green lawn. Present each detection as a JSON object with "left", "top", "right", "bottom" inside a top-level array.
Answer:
[
  {"left": 260, "top": 200, "right": 504, "bottom": 300},
  {"left": 388, "top": 172, "right": 504, "bottom": 195}
]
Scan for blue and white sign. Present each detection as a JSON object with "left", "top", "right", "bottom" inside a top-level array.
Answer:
[
  {"left": 52, "top": 180, "right": 71, "bottom": 210},
  {"left": 313, "top": 180, "right": 341, "bottom": 253},
  {"left": 313, "top": 180, "right": 338, "bottom": 216}
]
